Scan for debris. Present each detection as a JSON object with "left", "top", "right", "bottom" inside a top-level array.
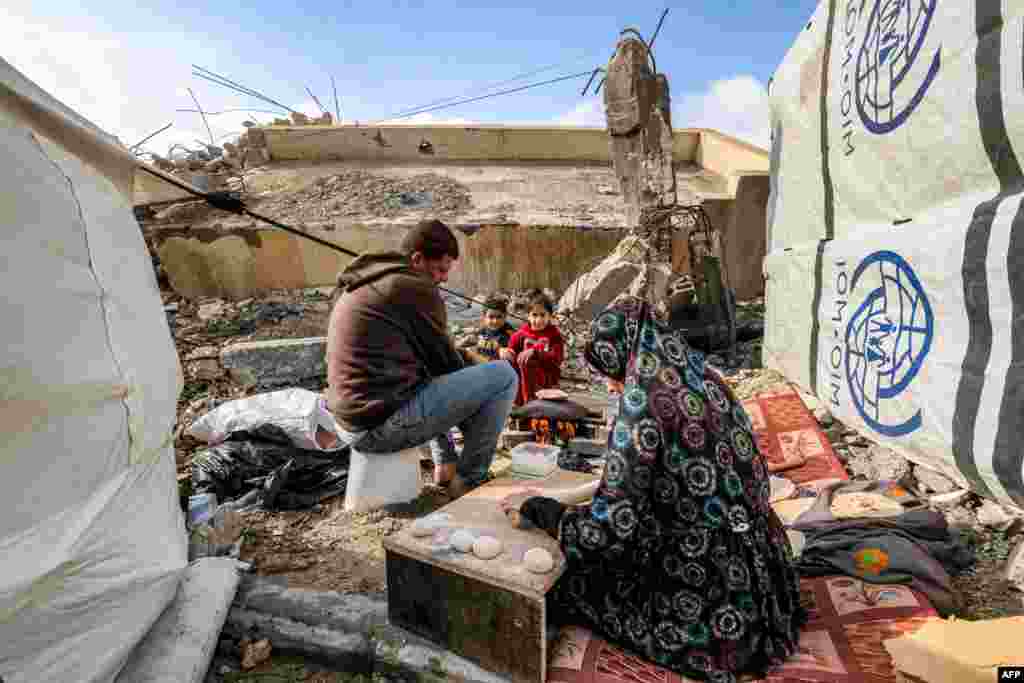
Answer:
[
  {"left": 976, "top": 499, "right": 1018, "bottom": 531},
  {"left": 1005, "top": 537, "right": 1024, "bottom": 590},
  {"left": 845, "top": 444, "right": 910, "bottom": 482},
  {"left": 912, "top": 464, "right": 961, "bottom": 495},
  {"left": 197, "top": 301, "right": 226, "bottom": 321},
  {"left": 930, "top": 490, "right": 971, "bottom": 508},
  {"left": 219, "top": 338, "right": 328, "bottom": 388},
  {"left": 240, "top": 638, "right": 272, "bottom": 670}
]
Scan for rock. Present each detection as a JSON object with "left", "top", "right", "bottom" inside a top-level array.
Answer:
[
  {"left": 845, "top": 445, "right": 910, "bottom": 481},
  {"left": 220, "top": 337, "right": 327, "bottom": 387},
  {"left": 911, "top": 465, "right": 960, "bottom": 494},
  {"left": 930, "top": 489, "right": 970, "bottom": 507},
  {"left": 524, "top": 547, "right": 555, "bottom": 573},
  {"left": 185, "top": 345, "right": 220, "bottom": 361},
  {"left": 197, "top": 301, "right": 226, "bottom": 321},
  {"left": 556, "top": 236, "right": 651, "bottom": 320},
  {"left": 1004, "top": 537, "right": 1024, "bottom": 590},
  {"left": 224, "top": 608, "right": 371, "bottom": 672},
  {"left": 976, "top": 500, "right": 1018, "bottom": 531},
  {"left": 813, "top": 406, "right": 834, "bottom": 427},
  {"left": 472, "top": 536, "right": 503, "bottom": 560},
  {"left": 190, "top": 358, "right": 224, "bottom": 381},
  {"left": 240, "top": 638, "right": 272, "bottom": 670}
]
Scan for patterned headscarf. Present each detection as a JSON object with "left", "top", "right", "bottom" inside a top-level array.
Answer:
[{"left": 583, "top": 295, "right": 647, "bottom": 382}]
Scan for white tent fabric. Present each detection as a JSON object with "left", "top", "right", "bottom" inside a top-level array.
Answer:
[
  {"left": 766, "top": 1, "right": 1024, "bottom": 507},
  {"left": 0, "top": 57, "right": 188, "bottom": 681}
]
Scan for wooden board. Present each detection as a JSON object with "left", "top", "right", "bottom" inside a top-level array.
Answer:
[
  {"left": 384, "top": 469, "right": 598, "bottom": 598},
  {"left": 384, "top": 470, "right": 599, "bottom": 683}
]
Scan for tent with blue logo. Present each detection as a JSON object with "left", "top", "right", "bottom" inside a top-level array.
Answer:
[{"left": 766, "top": 0, "right": 1024, "bottom": 507}]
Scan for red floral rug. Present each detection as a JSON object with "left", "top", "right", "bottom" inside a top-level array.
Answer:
[
  {"left": 741, "top": 385, "right": 848, "bottom": 485},
  {"left": 547, "top": 576, "right": 938, "bottom": 683}
]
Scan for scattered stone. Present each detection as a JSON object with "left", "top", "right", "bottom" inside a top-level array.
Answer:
[
  {"left": 190, "top": 358, "right": 224, "bottom": 381},
  {"left": 845, "top": 444, "right": 910, "bottom": 481},
  {"left": 240, "top": 638, "right": 272, "bottom": 670},
  {"left": 220, "top": 337, "right": 327, "bottom": 387},
  {"left": 911, "top": 464, "right": 960, "bottom": 494},
  {"left": 185, "top": 346, "right": 220, "bottom": 362},
  {"left": 976, "top": 500, "right": 1018, "bottom": 531},
  {"left": 1005, "top": 537, "right": 1024, "bottom": 590},
  {"left": 197, "top": 301, "right": 226, "bottom": 321},
  {"left": 813, "top": 406, "right": 834, "bottom": 427}
]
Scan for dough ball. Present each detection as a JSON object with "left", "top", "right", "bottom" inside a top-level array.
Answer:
[
  {"left": 472, "top": 535, "right": 503, "bottom": 559},
  {"left": 524, "top": 547, "right": 555, "bottom": 574},
  {"left": 450, "top": 529, "right": 475, "bottom": 553},
  {"left": 410, "top": 519, "right": 439, "bottom": 538}
]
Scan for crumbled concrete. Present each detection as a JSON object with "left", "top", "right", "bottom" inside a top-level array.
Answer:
[
  {"left": 976, "top": 499, "right": 1019, "bottom": 531},
  {"left": 115, "top": 558, "right": 245, "bottom": 683},
  {"left": 233, "top": 575, "right": 387, "bottom": 634},
  {"left": 845, "top": 444, "right": 910, "bottom": 481},
  {"left": 557, "top": 235, "right": 656, "bottom": 321},
  {"left": 930, "top": 490, "right": 971, "bottom": 508},
  {"left": 371, "top": 623, "right": 511, "bottom": 683},
  {"left": 1004, "top": 537, "right": 1024, "bottom": 590},
  {"left": 220, "top": 337, "right": 327, "bottom": 387},
  {"left": 912, "top": 464, "right": 961, "bottom": 495},
  {"left": 223, "top": 608, "right": 372, "bottom": 671}
]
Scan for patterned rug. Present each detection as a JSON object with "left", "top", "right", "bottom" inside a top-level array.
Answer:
[
  {"left": 742, "top": 385, "right": 848, "bottom": 485},
  {"left": 547, "top": 576, "right": 939, "bottom": 683}
]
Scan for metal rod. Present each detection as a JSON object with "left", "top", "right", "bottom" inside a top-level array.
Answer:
[
  {"left": 305, "top": 86, "right": 328, "bottom": 115},
  {"left": 331, "top": 75, "right": 341, "bottom": 121},
  {"left": 192, "top": 65, "right": 299, "bottom": 114},
  {"left": 191, "top": 72, "right": 290, "bottom": 113},
  {"left": 649, "top": 7, "right": 670, "bottom": 50},
  {"left": 129, "top": 122, "right": 173, "bottom": 152},
  {"left": 187, "top": 88, "right": 215, "bottom": 146}
]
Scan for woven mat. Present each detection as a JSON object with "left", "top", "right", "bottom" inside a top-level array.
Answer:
[
  {"left": 548, "top": 576, "right": 939, "bottom": 683},
  {"left": 742, "top": 385, "right": 849, "bottom": 485}
]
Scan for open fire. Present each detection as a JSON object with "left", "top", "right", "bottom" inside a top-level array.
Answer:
[{"left": 528, "top": 418, "right": 577, "bottom": 445}]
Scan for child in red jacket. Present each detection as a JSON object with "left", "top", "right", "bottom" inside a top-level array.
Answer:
[{"left": 500, "top": 291, "right": 565, "bottom": 406}]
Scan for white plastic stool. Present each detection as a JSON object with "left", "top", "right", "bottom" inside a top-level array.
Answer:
[{"left": 344, "top": 447, "right": 424, "bottom": 512}]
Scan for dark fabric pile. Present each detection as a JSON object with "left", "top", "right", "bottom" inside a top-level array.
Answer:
[
  {"left": 191, "top": 424, "right": 349, "bottom": 511},
  {"left": 791, "top": 481, "right": 975, "bottom": 616}
]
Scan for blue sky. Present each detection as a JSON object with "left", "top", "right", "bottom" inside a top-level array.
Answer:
[{"left": 4, "top": 1, "right": 817, "bottom": 153}]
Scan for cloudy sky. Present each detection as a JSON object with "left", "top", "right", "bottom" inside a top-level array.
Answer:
[{"left": 3, "top": 0, "right": 817, "bottom": 155}]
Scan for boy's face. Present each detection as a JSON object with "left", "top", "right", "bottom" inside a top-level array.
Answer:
[
  {"left": 483, "top": 310, "right": 506, "bottom": 331},
  {"left": 528, "top": 305, "right": 551, "bottom": 331}
]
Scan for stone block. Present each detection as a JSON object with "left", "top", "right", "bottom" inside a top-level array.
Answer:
[
  {"left": 220, "top": 337, "right": 327, "bottom": 387},
  {"left": 223, "top": 607, "right": 371, "bottom": 671},
  {"left": 233, "top": 575, "right": 387, "bottom": 634}
]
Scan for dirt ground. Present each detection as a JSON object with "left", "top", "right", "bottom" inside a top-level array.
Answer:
[{"left": 162, "top": 273, "right": 1022, "bottom": 621}]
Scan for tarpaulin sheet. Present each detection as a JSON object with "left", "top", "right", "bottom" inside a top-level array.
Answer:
[{"left": 766, "top": 0, "right": 1024, "bottom": 507}]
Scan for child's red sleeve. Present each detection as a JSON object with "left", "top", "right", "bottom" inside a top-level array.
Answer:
[
  {"left": 540, "top": 327, "right": 565, "bottom": 366},
  {"left": 507, "top": 327, "right": 525, "bottom": 353}
]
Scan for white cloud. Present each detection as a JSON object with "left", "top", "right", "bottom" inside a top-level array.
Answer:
[
  {"left": 556, "top": 99, "right": 604, "bottom": 127},
  {"left": 375, "top": 111, "right": 478, "bottom": 126},
  {"left": 673, "top": 75, "right": 771, "bottom": 149}
]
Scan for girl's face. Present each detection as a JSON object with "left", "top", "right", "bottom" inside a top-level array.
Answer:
[
  {"left": 606, "top": 378, "right": 625, "bottom": 394},
  {"left": 527, "top": 305, "right": 551, "bottom": 331}
]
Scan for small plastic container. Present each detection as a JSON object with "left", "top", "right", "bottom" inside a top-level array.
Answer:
[
  {"left": 509, "top": 443, "right": 560, "bottom": 478},
  {"left": 188, "top": 493, "right": 217, "bottom": 527}
]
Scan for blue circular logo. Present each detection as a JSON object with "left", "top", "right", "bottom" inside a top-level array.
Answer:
[
  {"left": 844, "top": 250, "right": 933, "bottom": 436},
  {"left": 855, "top": 0, "right": 941, "bottom": 134}
]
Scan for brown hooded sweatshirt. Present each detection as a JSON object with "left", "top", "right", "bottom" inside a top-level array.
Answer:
[{"left": 326, "top": 251, "right": 464, "bottom": 431}]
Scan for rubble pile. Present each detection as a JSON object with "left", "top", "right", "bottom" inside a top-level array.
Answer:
[{"left": 254, "top": 169, "right": 473, "bottom": 221}]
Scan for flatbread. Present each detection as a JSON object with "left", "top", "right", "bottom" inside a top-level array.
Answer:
[{"left": 831, "top": 492, "right": 905, "bottom": 519}]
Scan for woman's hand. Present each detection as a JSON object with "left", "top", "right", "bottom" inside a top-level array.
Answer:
[
  {"left": 499, "top": 488, "right": 543, "bottom": 515},
  {"left": 498, "top": 348, "right": 515, "bottom": 362}
]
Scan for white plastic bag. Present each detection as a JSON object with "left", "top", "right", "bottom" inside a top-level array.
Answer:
[{"left": 186, "top": 388, "right": 346, "bottom": 451}]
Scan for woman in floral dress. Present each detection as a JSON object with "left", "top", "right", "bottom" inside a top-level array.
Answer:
[{"left": 503, "top": 295, "right": 805, "bottom": 682}]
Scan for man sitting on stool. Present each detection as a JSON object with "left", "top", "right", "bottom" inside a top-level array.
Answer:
[{"left": 326, "top": 218, "right": 518, "bottom": 497}]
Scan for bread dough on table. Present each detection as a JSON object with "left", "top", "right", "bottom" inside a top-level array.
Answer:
[
  {"left": 450, "top": 529, "right": 476, "bottom": 553},
  {"left": 472, "top": 535, "right": 503, "bottom": 559},
  {"left": 410, "top": 512, "right": 452, "bottom": 537},
  {"left": 523, "top": 547, "right": 555, "bottom": 574}
]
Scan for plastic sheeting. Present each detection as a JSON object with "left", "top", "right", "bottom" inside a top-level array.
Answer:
[
  {"left": 0, "top": 58, "right": 187, "bottom": 681},
  {"left": 766, "top": 1, "right": 1024, "bottom": 506}
]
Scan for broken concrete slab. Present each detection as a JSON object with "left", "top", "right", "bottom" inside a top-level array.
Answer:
[
  {"left": 975, "top": 499, "right": 1019, "bottom": 531},
  {"left": 220, "top": 337, "right": 326, "bottom": 387},
  {"left": 233, "top": 575, "right": 387, "bottom": 634},
  {"left": 912, "top": 464, "right": 961, "bottom": 495},
  {"left": 223, "top": 607, "right": 372, "bottom": 671},
  {"left": 845, "top": 444, "right": 911, "bottom": 482},
  {"left": 115, "top": 557, "right": 245, "bottom": 683},
  {"left": 557, "top": 235, "right": 653, "bottom": 321},
  {"left": 930, "top": 490, "right": 971, "bottom": 508},
  {"left": 371, "top": 623, "right": 511, "bottom": 683}
]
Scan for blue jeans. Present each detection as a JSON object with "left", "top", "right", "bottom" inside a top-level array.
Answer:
[{"left": 355, "top": 362, "right": 518, "bottom": 486}]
